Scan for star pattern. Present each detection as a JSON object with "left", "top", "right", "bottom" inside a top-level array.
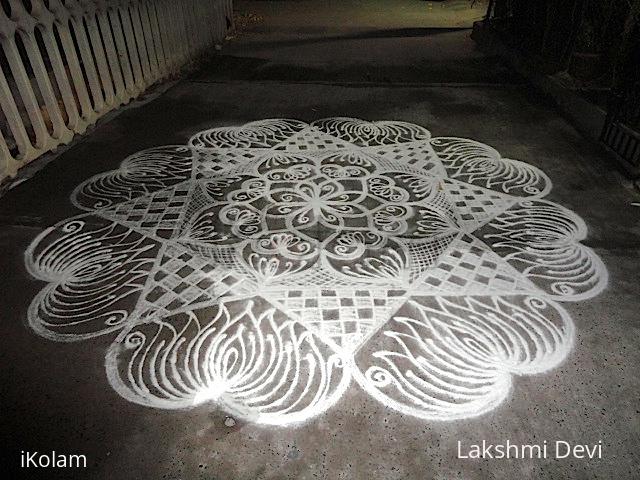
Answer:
[{"left": 25, "top": 118, "right": 607, "bottom": 424}]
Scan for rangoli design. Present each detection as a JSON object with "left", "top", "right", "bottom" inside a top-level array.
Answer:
[{"left": 25, "top": 118, "right": 607, "bottom": 425}]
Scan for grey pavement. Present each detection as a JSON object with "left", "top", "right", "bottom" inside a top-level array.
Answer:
[{"left": 1, "top": 1, "right": 639, "bottom": 479}]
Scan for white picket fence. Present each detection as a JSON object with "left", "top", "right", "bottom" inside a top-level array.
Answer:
[{"left": 0, "top": 0, "right": 233, "bottom": 182}]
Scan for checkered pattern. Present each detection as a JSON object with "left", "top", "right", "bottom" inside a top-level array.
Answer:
[
  {"left": 365, "top": 142, "right": 444, "bottom": 176},
  {"left": 419, "top": 234, "right": 535, "bottom": 295},
  {"left": 407, "top": 233, "right": 458, "bottom": 281},
  {"left": 273, "top": 288, "right": 406, "bottom": 350},
  {"left": 176, "top": 241, "right": 258, "bottom": 283},
  {"left": 273, "top": 266, "right": 354, "bottom": 288},
  {"left": 272, "top": 127, "right": 354, "bottom": 152},
  {"left": 101, "top": 184, "right": 191, "bottom": 239},
  {"left": 443, "top": 179, "right": 514, "bottom": 232},
  {"left": 142, "top": 244, "right": 248, "bottom": 314},
  {"left": 193, "top": 149, "right": 264, "bottom": 179}
]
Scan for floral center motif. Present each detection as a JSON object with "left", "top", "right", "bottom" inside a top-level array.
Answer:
[{"left": 177, "top": 151, "right": 460, "bottom": 290}]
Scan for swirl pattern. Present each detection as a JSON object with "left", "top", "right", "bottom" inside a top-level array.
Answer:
[
  {"left": 106, "top": 299, "right": 350, "bottom": 425},
  {"left": 430, "top": 137, "right": 551, "bottom": 197},
  {"left": 354, "top": 296, "right": 574, "bottom": 420},
  {"left": 71, "top": 146, "right": 193, "bottom": 210},
  {"left": 26, "top": 218, "right": 160, "bottom": 340}
]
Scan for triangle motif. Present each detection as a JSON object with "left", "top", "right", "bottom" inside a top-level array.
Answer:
[
  {"left": 272, "top": 127, "right": 355, "bottom": 152},
  {"left": 270, "top": 287, "right": 407, "bottom": 352},
  {"left": 140, "top": 243, "right": 251, "bottom": 315},
  {"left": 100, "top": 184, "right": 191, "bottom": 239},
  {"left": 194, "top": 148, "right": 265, "bottom": 178},
  {"left": 418, "top": 234, "right": 539, "bottom": 296},
  {"left": 443, "top": 179, "right": 516, "bottom": 232},
  {"left": 364, "top": 141, "right": 445, "bottom": 176}
]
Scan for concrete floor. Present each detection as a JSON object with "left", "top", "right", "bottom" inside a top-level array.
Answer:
[
  {"left": 233, "top": 0, "right": 488, "bottom": 33},
  {"left": 1, "top": 1, "right": 639, "bottom": 479}
]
